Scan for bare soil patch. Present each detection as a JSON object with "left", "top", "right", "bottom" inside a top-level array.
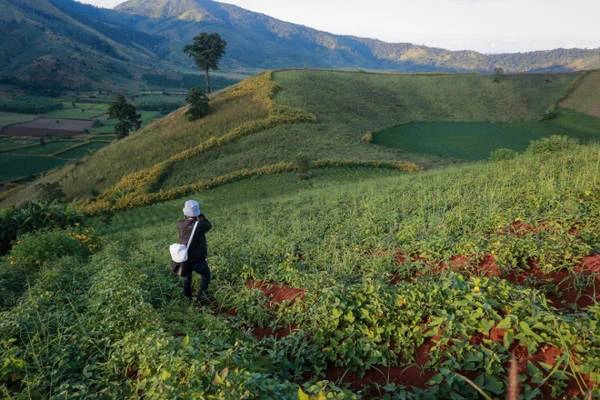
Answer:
[{"left": 1, "top": 118, "right": 94, "bottom": 137}]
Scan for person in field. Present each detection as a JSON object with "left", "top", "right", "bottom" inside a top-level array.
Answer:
[{"left": 172, "top": 200, "right": 212, "bottom": 302}]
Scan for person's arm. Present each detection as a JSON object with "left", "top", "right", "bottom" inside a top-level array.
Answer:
[{"left": 197, "top": 214, "right": 212, "bottom": 233}]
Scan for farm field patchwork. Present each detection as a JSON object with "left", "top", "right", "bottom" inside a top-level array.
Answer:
[
  {"left": 373, "top": 108, "right": 600, "bottom": 160},
  {"left": 1, "top": 145, "right": 598, "bottom": 399},
  {"left": 0, "top": 112, "right": 35, "bottom": 130},
  {"left": 42, "top": 102, "right": 109, "bottom": 119},
  {"left": 1, "top": 118, "right": 95, "bottom": 138},
  {"left": 0, "top": 153, "right": 69, "bottom": 181},
  {"left": 0, "top": 111, "right": 166, "bottom": 184}
]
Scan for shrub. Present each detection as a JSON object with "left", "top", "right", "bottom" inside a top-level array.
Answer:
[
  {"left": 8, "top": 230, "right": 90, "bottom": 267},
  {"left": 186, "top": 87, "right": 211, "bottom": 121},
  {"left": 489, "top": 148, "right": 518, "bottom": 161},
  {"left": 0, "top": 202, "right": 83, "bottom": 255},
  {"left": 37, "top": 182, "right": 65, "bottom": 203},
  {"left": 526, "top": 135, "right": 579, "bottom": 155},
  {"left": 361, "top": 131, "right": 374, "bottom": 144}
]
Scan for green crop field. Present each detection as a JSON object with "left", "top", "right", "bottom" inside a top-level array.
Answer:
[
  {"left": 374, "top": 109, "right": 600, "bottom": 160},
  {"left": 0, "top": 137, "right": 37, "bottom": 152},
  {"left": 43, "top": 102, "right": 109, "bottom": 119},
  {"left": 0, "top": 153, "right": 68, "bottom": 181},
  {"left": 11, "top": 140, "right": 78, "bottom": 155},
  {"left": 56, "top": 141, "right": 108, "bottom": 159},
  {"left": 1, "top": 144, "right": 598, "bottom": 399}
]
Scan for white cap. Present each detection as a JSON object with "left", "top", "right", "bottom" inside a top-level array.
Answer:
[{"left": 182, "top": 200, "right": 200, "bottom": 217}]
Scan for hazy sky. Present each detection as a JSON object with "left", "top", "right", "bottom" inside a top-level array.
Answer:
[{"left": 79, "top": 0, "right": 600, "bottom": 53}]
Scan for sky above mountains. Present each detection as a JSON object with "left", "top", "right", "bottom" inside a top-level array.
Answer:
[{"left": 79, "top": 0, "right": 600, "bottom": 53}]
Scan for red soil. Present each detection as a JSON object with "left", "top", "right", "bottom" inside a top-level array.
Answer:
[
  {"left": 394, "top": 251, "right": 407, "bottom": 265},
  {"left": 508, "top": 220, "right": 538, "bottom": 237},
  {"left": 504, "top": 258, "right": 599, "bottom": 309},
  {"left": 246, "top": 280, "right": 306, "bottom": 305},
  {"left": 326, "top": 332, "right": 440, "bottom": 392},
  {"left": 478, "top": 254, "right": 502, "bottom": 277},
  {"left": 252, "top": 325, "right": 298, "bottom": 339},
  {"left": 575, "top": 255, "right": 600, "bottom": 274},
  {"left": 325, "top": 365, "right": 435, "bottom": 392},
  {"left": 489, "top": 327, "right": 506, "bottom": 342}
]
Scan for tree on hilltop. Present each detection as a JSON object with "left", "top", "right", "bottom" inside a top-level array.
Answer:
[
  {"left": 184, "top": 33, "right": 227, "bottom": 94},
  {"left": 108, "top": 95, "right": 141, "bottom": 138}
]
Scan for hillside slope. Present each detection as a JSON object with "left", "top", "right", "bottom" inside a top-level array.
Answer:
[
  {"left": 1, "top": 144, "right": 598, "bottom": 398},
  {"left": 0, "top": 0, "right": 174, "bottom": 91},
  {"left": 561, "top": 70, "right": 600, "bottom": 117},
  {"left": 1, "top": 69, "right": 583, "bottom": 208},
  {"left": 116, "top": 0, "right": 600, "bottom": 73}
]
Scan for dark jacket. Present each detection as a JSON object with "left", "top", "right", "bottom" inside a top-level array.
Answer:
[{"left": 177, "top": 215, "right": 212, "bottom": 263}]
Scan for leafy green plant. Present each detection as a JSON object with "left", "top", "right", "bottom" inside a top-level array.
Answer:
[
  {"left": 526, "top": 135, "right": 579, "bottom": 155},
  {"left": 0, "top": 201, "right": 83, "bottom": 255},
  {"left": 185, "top": 87, "right": 211, "bottom": 121},
  {"left": 8, "top": 230, "right": 90, "bottom": 267}
]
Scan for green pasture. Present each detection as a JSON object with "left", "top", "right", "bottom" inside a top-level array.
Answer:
[
  {"left": 374, "top": 109, "right": 600, "bottom": 160},
  {"left": 0, "top": 153, "right": 68, "bottom": 181}
]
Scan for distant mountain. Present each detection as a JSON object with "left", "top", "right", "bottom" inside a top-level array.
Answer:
[
  {"left": 1, "top": 0, "right": 599, "bottom": 93},
  {"left": 0, "top": 0, "right": 175, "bottom": 92},
  {"left": 116, "top": 0, "right": 600, "bottom": 73}
]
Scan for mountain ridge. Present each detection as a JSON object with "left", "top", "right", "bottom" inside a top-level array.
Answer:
[
  {"left": 1, "top": 0, "right": 599, "bottom": 92},
  {"left": 115, "top": 0, "right": 600, "bottom": 73}
]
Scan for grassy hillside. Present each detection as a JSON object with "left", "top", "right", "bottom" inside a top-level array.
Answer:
[
  {"left": 2, "top": 70, "right": 581, "bottom": 209},
  {"left": 561, "top": 70, "right": 600, "bottom": 117},
  {"left": 1, "top": 144, "right": 598, "bottom": 398}
]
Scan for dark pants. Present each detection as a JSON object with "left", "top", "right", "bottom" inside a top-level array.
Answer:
[{"left": 183, "top": 259, "right": 211, "bottom": 299}]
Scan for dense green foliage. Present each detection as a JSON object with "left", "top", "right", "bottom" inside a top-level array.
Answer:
[
  {"left": 0, "top": 96, "right": 63, "bottom": 114},
  {"left": 526, "top": 135, "right": 580, "bottom": 155},
  {"left": 0, "top": 201, "right": 83, "bottom": 255},
  {"left": 185, "top": 88, "right": 211, "bottom": 121},
  {"left": 1, "top": 145, "right": 598, "bottom": 398},
  {"left": 184, "top": 32, "right": 227, "bottom": 94},
  {"left": 108, "top": 95, "right": 142, "bottom": 138}
]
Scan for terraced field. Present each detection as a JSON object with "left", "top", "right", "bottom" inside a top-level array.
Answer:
[{"left": 1, "top": 144, "right": 598, "bottom": 399}]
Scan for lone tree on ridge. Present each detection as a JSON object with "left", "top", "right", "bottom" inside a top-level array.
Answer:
[
  {"left": 184, "top": 32, "right": 227, "bottom": 94},
  {"left": 108, "top": 95, "right": 141, "bottom": 138}
]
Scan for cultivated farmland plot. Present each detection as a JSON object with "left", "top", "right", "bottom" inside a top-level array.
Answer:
[{"left": 3, "top": 146, "right": 598, "bottom": 399}]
